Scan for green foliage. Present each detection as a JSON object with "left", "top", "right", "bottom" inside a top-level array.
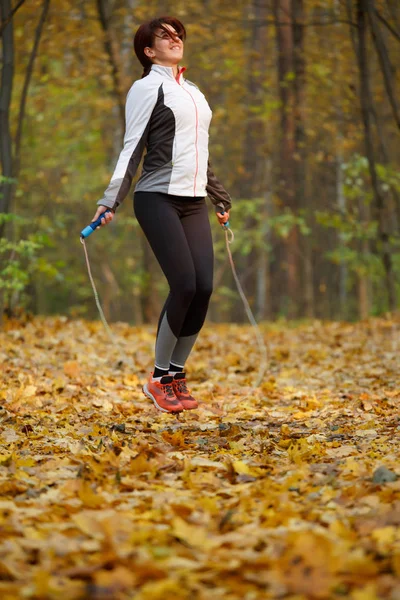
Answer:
[
  {"left": 315, "top": 210, "right": 378, "bottom": 242},
  {"left": 0, "top": 213, "right": 60, "bottom": 312},
  {"left": 314, "top": 154, "right": 400, "bottom": 314},
  {"left": 268, "top": 209, "right": 311, "bottom": 239}
]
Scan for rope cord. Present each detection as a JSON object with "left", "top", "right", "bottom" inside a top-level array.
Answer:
[
  {"left": 223, "top": 225, "right": 269, "bottom": 388},
  {"left": 80, "top": 237, "right": 124, "bottom": 360}
]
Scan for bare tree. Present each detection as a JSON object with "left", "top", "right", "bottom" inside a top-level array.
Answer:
[
  {"left": 274, "top": 0, "right": 303, "bottom": 318},
  {"left": 0, "top": 0, "right": 14, "bottom": 229},
  {"left": 355, "top": 0, "right": 396, "bottom": 310},
  {"left": 0, "top": 0, "right": 26, "bottom": 35},
  {"left": 0, "top": 0, "right": 50, "bottom": 236},
  {"left": 367, "top": 0, "right": 400, "bottom": 130},
  {"left": 14, "top": 0, "right": 51, "bottom": 188},
  {"left": 292, "top": 0, "right": 314, "bottom": 318},
  {"left": 238, "top": 0, "right": 271, "bottom": 321},
  {"left": 96, "top": 0, "right": 125, "bottom": 131}
]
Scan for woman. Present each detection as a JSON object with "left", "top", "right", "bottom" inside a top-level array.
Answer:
[{"left": 92, "top": 16, "right": 232, "bottom": 414}]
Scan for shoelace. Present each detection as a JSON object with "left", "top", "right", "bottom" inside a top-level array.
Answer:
[
  {"left": 175, "top": 380, "right": 189, "bottom": 394},
  {"left": 161, "top": 382, "right": 176, "bottom": 399}
]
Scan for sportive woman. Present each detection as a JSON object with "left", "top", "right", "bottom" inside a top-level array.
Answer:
[
  {"left": 92, "top": 16, "right": 231, "bottom": 413},
  {"left": 91, "top": 16, "right": 232, "bottom": 414}
]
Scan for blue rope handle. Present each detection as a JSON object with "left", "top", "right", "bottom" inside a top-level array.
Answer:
[
  {"left": 220, "top": 210, "right": 230, "bottom": 228},
  {"left": 80, "top": 209, "right": 112, "bottom": 239}
]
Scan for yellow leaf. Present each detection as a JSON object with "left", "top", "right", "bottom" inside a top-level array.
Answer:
[
  {"left": 287, "top": 438, "right": 316, "bottom": 464},
  {"left": 232, "top": 460, "right": 262, "bottom": 478},
  {"left": 371, "top": 526, "right": 397, "bottom": 553},
  {"left": 64, "top": 361, "right": 80, "bottom": 378},
  {"left": 393, "top": 553, "right": 400, "bottom": 576},
  {"left": 138, "top": 577, "right": 187, "bottom": 600},
  {"left": 33, "top": 569, "right": 51, "bottom": 596},
  {"left": 162, "top": 430, "right": 186, "bottom": 448},
  {"left": 129, "top": 452, "right": 152, "bottom": 475},
  {"left": 72, "top": 513, "right": 104, "bottom": 539},
  {"left": 345, "top": 549, "right": 379, "bottom": 576},
  {"left": 172, "top": 517, "right": 214, "bottom": 550},
  {"left": 94, "top": 566, "right": 135, "bottom": 590},
  {"left": 123, "top": 374, "right": 140, "bottom": 386},
  {"left": 77, "top": 481, "right": 105, "bottom": 508},
  {"left": 190, "top": 456, "right": 226, "bottom": 470},
  {"left": 170, "top": 503, "right": 193, "bottom": 518},
  {"left": 15, "top": 456, "right": 36, "bottom": 468},
  {"left": 22, "top": 385, "right": 37, "bottom": 398},
  {"left": 351, "top": 584, "right": 379, "bottom": 600}
]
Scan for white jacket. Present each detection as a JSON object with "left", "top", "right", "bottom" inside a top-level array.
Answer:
[{"left": 98, "top": 64, "right": 231, "bottom": 212}]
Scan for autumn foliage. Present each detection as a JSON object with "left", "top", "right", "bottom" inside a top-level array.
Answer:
[{"left": 0, "top": 316, "right": 399, "bottom": 599}]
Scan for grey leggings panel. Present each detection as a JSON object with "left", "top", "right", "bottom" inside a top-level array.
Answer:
[{"left": 134, "top": 192, "right": 214, "bottom": 369}]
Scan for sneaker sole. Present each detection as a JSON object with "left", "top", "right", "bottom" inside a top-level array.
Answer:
[{"left": 142, "top": 384, "right": 183, "bottom": 413}]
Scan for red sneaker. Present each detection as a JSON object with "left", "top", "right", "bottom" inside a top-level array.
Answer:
[
  {"left": 172, "top": 373, "right": 198, "bottom": 410},
  {"left": 143, "top": 374, "right": 183, "bottom": 413}
]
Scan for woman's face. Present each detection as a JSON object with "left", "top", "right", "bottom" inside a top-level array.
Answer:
[{"left": 145, "top": 24, "right": 184, "bottom": 66}]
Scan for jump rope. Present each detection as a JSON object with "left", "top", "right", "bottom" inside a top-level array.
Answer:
[{"left": 80, "top": 209, "right": 268, "bottom": 388}]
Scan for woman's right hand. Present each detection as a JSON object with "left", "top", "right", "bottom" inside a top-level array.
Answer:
[{"left": 91, "top": 205, "right": 115, "bottom": 228}]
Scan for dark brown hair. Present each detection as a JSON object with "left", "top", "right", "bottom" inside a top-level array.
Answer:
[{"left": 133, "top": 16, "right": 186, "bottom": 78}]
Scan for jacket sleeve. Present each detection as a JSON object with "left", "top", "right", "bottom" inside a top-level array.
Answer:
[
  {"left": 97, "top": 80, "right": 159, "bottom": 212},
  {"left": 206, "top": 161, "right": 232, "bottom": 212}
]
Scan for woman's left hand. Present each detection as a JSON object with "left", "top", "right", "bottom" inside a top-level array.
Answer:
[{"left": 216, "top": 210, "right": 230, "bottom": 226}]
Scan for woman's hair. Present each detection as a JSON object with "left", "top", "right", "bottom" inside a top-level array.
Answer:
[{"left": 134, "top": 16, "right": 186, "bottom": 78}]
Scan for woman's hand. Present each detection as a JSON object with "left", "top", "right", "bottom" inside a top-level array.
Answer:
[
  {"left": 91, "top": 206, "right": 115, "bottom": 228},
  {"left": 216, "top": 210, "right": 230, "bottom": 226}
]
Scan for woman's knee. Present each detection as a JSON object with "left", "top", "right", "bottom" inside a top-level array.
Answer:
[
  {"left": 172, "top": 278, "right": 197, "bottom": 305},
  {"left": 196, "top": 280, "right": 213, "bottom": 300}
]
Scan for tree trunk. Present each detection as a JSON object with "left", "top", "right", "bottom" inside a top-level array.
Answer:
[
  {"left": 367, "top": 1, "right": 400, "bottom": 233},
  {"left": 367, "top": 0, "right": 400, "bottom": 130},
  {"left": 0, "top": 0, "right": 26, "bottom": 36},
  {"left": 238, "top": 0, "right": 270, "bottom": 322},
  {"left": 292, "top": 0, "right": 314, "bottom": 318},
  {"left": 358, "top": 196, "right": 371, "bottom": 319},
  {"left": 355, "top": 0, "right": 396, "bottom": 310},
  {"left": 336, "top": 143, "right": 348, "bottom": 318},
  {"left": 274, "top": 0, "right": 300, "bottom": 318},
  {"left": 257, "top": 158, "right": 273, "bottom": 321},
  {"left": 96, "top": 0, "right": 125, "bottom": 133},
  {"left": 0, "top": 0, "right": 14, "bottom": 232},
  {"left": 14, "top": 0, "right": 50, "bottom": 191}
]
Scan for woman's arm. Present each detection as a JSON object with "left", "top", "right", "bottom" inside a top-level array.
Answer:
[
  {"left": 206, "top": 161, "right": 232, "bottom": 212},
  {"left": 97, "top": 80, "right": 159, "bottom": 213}
]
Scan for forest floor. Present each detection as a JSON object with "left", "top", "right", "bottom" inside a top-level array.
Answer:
[{"left": 0, "top": 315, "right": 399, "bottom": 600}]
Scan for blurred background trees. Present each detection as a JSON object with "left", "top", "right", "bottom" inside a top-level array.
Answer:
[{"left": 1, "top": 0, "right": 399, "bottom": 324}]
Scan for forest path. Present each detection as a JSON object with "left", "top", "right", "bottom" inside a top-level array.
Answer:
[{"left": 0, "top": 316, "right": 399, "bottom": 599}]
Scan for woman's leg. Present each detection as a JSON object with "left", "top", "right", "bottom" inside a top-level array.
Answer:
[
  {"left": 170, "top": 199, "right": 214, "bottom": 369},
  {"left": 134, "top": 192, "right": 197, "bottom": 372}
]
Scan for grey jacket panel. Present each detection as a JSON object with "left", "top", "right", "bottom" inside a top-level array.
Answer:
[{"left": 135, "top": 161, "right": 174, "bottom": 193}]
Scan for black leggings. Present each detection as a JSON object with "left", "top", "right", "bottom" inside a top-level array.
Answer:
[{"left": 134, "top": 191, "right": 214, "bottom": 370}]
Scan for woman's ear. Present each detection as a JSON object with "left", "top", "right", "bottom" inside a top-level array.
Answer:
[{"left": 144, "top": 47, "right": 154, "bottom": 59}]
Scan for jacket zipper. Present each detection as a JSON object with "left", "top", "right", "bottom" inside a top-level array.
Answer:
[{"left": 177, "top": 69, "right": 199, "bottom": 196}]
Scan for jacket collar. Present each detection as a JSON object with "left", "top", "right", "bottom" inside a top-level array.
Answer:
[{"left": 151, "top": 64, "right": 186, "bottom": 83}]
